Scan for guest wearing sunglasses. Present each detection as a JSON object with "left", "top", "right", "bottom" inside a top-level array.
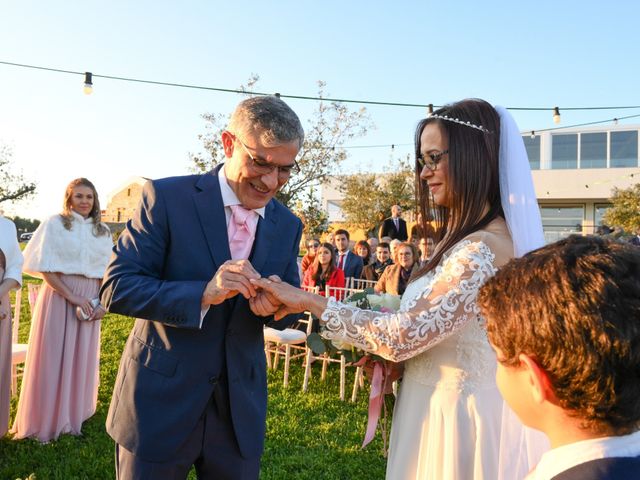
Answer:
[{"left": 301, "top": 238, "right": 320, "bottom": 274}]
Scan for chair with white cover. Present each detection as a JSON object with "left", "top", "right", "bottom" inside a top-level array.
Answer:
[
  {"left": 10, "top": 284, "right": 31, "bottom": 395},
  {"left": 263, "top": 285, "right": 319, "bottom": 388},
  {"left": 263, "top": 326, "right": 307, "bottom": 388}
]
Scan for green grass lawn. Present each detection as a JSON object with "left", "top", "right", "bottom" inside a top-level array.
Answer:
[{"left": 0, "top": 280, "right": 388, "bottom": 479}]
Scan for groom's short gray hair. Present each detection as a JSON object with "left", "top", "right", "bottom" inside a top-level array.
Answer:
[{"left": 228, "top": 96, "right": 304, "bottom": 148}]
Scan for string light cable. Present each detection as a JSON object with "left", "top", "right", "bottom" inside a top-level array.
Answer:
[{"left": 3, "top": 60, "right": 640, "bottom": 113}]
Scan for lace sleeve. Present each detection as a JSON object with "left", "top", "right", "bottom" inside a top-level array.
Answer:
[{"left": 320, "top": 240, "right": 498, "bottom": 362}]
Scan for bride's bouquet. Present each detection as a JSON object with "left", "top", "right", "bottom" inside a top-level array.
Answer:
[{"left": 306, "top": 288, "right": 402, "bottom": 454}]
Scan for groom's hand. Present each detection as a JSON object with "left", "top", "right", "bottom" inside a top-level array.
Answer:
[
  {"left": 202, "top": 260, "right": 261, "bottom": 306},
  {"left": 249, "top": 288, "right": 282, "bottom": 317}
]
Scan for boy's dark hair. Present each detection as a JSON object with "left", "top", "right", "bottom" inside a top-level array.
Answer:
[
  {"left": 377, "top": 242, "right": 390, "bottom": 251},
  {"left": 334, "top": 229, "right": 350, "bottom": 240},
  {"left": 478, "top": 235, "right": 640, "bottom": 434}
]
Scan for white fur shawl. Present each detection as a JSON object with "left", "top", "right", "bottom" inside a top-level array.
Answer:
[{"left": 23, "top": 212, "right": 113, "bottom": 279}]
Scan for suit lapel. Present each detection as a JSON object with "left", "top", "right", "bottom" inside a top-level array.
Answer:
[
  {"left": 250, "top": 201, "right": 278, "bottom": 273},
  {"left": 193, "top": 166, "right": 231, "bottom": 269}
]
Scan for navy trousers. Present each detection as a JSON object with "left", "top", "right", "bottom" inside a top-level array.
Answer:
[{"left": 115, "top": 383, "right": 261, "bottom": 480}]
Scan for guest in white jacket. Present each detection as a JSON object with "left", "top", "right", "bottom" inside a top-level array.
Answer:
[
  {"left": 0, "top": 214, "right": 23, "bottom": 437},
  {"left": 12, "top": 178, "right": 112, "bottom": 442}
]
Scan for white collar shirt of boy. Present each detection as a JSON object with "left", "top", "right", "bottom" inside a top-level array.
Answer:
[{"left": 525, "top": 429, "right": 640, "bottom": 480}]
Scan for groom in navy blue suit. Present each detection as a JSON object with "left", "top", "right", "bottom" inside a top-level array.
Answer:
[{"left": 101, "top": 96, "right": 305, "bottom": 479}]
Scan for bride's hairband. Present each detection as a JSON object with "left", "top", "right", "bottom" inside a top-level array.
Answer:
[{"left": 428, "top": 113, "right": 493, "bottom": 134}]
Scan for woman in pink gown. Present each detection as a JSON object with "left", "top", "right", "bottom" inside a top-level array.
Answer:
[
  {"left": 0, "top": 215, "right": 24, "bottom": 437},
  {"left": 12, "top": 178, "right": 112, "bottom": 442}
]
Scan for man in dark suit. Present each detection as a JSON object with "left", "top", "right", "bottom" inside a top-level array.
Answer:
[
  {"left": 379, "top": 204, "right": 408, "bottom": 241},
  {"left": 101, "top": 96, "right": 304, "bottom": 479},
  {"left": 334, "top": 229, "right": 363, "bottom": 281}
]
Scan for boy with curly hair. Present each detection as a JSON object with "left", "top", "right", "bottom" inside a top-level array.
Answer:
[{"left": 479, "top": 235, "right": 640, "bottom": 480}]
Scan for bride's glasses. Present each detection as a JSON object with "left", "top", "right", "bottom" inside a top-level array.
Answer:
[{"left": 417, "top": 150, "right": 449, "bottom": 171}]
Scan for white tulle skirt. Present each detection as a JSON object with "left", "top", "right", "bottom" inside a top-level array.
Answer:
[{"left": 385, "top": 376, "right": 549, "bottom": 480}]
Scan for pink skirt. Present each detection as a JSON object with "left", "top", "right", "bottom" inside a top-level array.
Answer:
[{"left": 11, "top": 274, "right": 101, "bottom": 442}]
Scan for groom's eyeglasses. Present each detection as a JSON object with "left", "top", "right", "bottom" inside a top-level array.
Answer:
[{"left": 228, "top": 131, "right": 300, "bottom": 178}]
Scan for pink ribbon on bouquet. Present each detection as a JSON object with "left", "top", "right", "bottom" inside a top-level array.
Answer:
[{"left": 359, "top": 358, "right": 389, "bottom": 448}]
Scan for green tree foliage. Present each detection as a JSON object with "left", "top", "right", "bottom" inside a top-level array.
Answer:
[
  {"left": 11, "top": 216, "right": 41, "bottom": 237},
  {"left": 189, "top": 79, "right": 372, "bottom": 207},
  {"left": 603, "top": 183, "right": 640, "bottom": 232},
  {"left": 339, "top": 157, "right": 415, "bottom": 235},
  {"left": 339, "top": 173, "right": 384, "bottom": 235},
  {"left": 293, "top": 187, "right": 328, "bottom": 239},
  {"left": 0, "top": 144, "right": 36, "bottom": 204}
]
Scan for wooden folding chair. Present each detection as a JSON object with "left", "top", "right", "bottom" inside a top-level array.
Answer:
[
  {"left": 301, "top": 285, "right": 364, "bottom": 400},
  {"left": 324, "top": 285, "right": 363, "bottom": 302},
  {"left": 349, "top": 278, "right": 378, "bottom": 290},
  {"left": 10, "top": 284, "right": 33, "bottom": 395}
]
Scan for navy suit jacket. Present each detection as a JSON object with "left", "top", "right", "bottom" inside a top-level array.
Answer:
[
  {"left": 338, "top": 251, "right": 363, "bottom": 279},
  {"left": 551, "top": 456, "right": 640, "bottom": 479},
  {"left": 100, "top": 166, "right": 303, "bottom": 462}
]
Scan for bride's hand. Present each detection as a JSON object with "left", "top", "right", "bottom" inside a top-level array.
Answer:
[{"left": 250, "top": 276, "right": 310, "bottom": 320}]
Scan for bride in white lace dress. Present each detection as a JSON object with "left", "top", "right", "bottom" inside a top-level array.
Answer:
[{"left": 253, "top": 98, "right": 548, "bottom": 479}]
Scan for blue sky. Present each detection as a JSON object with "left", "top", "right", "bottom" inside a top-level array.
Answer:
[{"left": 1, "top": 1, "right": 639, "bottom": 219}]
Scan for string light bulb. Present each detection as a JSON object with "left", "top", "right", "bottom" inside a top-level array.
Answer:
[
  {"left": 428, "top": 103, "right": 433, "bottom": 115},
  {"left": 613, "top": 118, "right": 619, "bottom": 125},
  {"left": 530, "top": 131, "right": 535, "bottom": 139},
  {"left": 553, "top": 106, "right": 561, "bottom": 124},
  {"left": 83, "top": 72, "right": 93, "bottom": 95}
]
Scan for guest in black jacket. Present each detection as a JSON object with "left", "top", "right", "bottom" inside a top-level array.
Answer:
[
  {"left": 379, "top": 205, "right": 408, "bottom": 241},
  {"left": 361, "top": 242, "right": 392, "bottom": 282}
]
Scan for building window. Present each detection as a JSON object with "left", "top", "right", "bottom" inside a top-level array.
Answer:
[
  {"left": 610, "top": 130, "right": 638, "bottom": 168},
  {"left": 539, "top": 206, "right": 584, "bottom": 243},
  {"left": 127, "top": 188, "right": 131, "bottom": 196},
  {"left": 522, "top": 135, "right": 540, "bottom": 169},
  {"left": 594, "top": 204, "right": 613, "bottom": 233},
  {"left": 580, "top": 132, "right": 607, "bottom": 168},
  {"left": 552, "top": 134, "right": 578, "bottom": 169}
]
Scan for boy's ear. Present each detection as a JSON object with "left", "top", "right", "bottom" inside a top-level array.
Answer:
[{"left": 519, "top": 353, "right": 556, "bottom": 404}]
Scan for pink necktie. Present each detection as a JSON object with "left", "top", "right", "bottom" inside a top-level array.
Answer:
[{"left": 228, "top": 205, "right": 258, "bottom": 260}]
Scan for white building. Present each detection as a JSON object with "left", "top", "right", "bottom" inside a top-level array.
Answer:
[
  {"left": 321, "top": 124, "right": 640, "bottom": 242},
  {"left": 526, "top": 124, "right": 638, "bottom": 242}
]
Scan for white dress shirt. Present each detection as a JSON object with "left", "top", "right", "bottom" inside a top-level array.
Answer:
[
  {"left": 218, "top": 165, "right": 265, "bottom": 225},
  {"left": 526, "top": 430, "right": 640, "bottom": 480}
]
